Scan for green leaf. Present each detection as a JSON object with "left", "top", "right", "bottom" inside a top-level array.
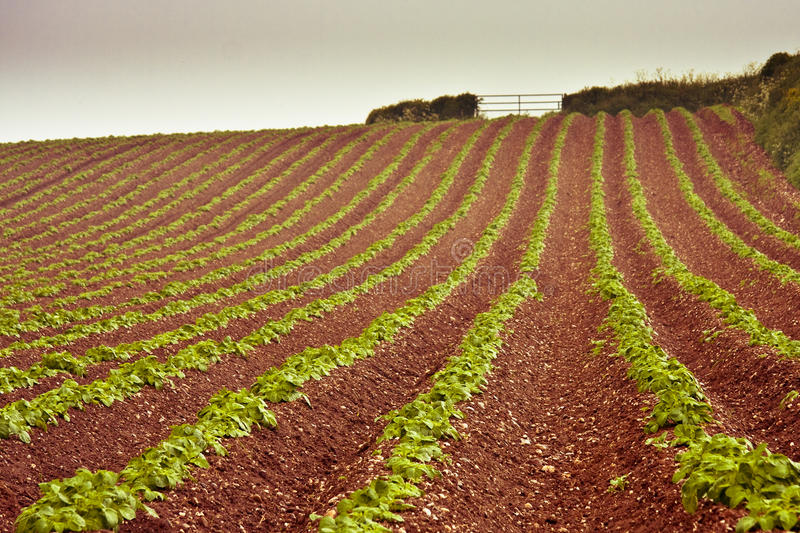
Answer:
[
  {"left": 757, "top": 514, "right": 775, "bottom": 531},
  {"left": 118, "top": 505, "right": 137, "bottom": 520},
  {"left": 777, "top": 509, "right": 798, "bottom": 531},
  {"left": 724, "top": 485, "right": 748, "bottom": 508},
  {"left": 681, "top": 486, "right": 698, "bottom": 514},
  {"left": 735, "top": 516, "right": 757, "bottom": 533},
  {"left": 103, "top": 508, "right": 119, "bottom": 529}
]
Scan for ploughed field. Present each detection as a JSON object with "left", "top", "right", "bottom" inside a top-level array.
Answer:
[{"left": 1, "top": 108, "right": 800, "bottom": 532}]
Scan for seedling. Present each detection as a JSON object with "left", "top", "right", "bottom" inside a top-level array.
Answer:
[{"left": 607, "top": 473, "right": 630, "bottom": 493}]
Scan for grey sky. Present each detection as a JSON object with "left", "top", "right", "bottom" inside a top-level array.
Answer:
[{"left": 2, "top": 0, "right": 799, "bottom": 142}]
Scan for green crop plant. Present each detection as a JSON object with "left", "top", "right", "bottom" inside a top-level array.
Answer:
[
  {"left": 0, "top": 125, "right": 442, "bottom": 393},
  {"left": 319, "top": 115, "right": 572, "bottom": 531},
  {"left": 654, "top": 110, "right": 800, "bottom": 288},
  {"left": 0, "top": 120, "right": 501, "bottom": 441},
  {"left": 14, "top": 117, "right": 517, "bottom": 532},
  {"left": 678, "top": 107, "right": 800, "bottom": 252}
]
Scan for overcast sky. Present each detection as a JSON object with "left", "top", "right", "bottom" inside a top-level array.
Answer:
[{"left": 1, "top": 0, "right": 799, "bottom": 143}]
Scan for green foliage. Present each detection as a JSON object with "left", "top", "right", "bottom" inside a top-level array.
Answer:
[
  {"left": 563, "top": 70, "right": 748, "bottom": 117},
  {"left": 673, "top": 432, "right": 800, "bottom": 532},
  {"left": 616, "top": 110, "right": 800, "bottom": 531},
  {"left": 320, "top": 115, "right": 571, "bottom": 531},
  {"left": 753, "top": 53, "right": 800, "bottom": 188},
  {"left": 366, "top": 99, "right": 433, "bottom": 124},
  {"left": 0, "top": 125, "right": 443, "bottom": 399},
  {"left": 0, "top": 126, "right": 363, "bottom": 307},
  {"left": 430, "top": 93, "right": 479, "bottom": 120},
  {"left": 760, "top": 52, "right": 793, "bottom": 79},
  {"left": 15, "top": 469, "right": 156, "bottom": 533},
  {"left": 366, "top": 93, "right": 478, "bottom": 124},
  {"left": 608, "top": 473, "right": 630, "bottom": 493},
  {"left": 315, "top": 476, "right": 421, "bottom": 533}
]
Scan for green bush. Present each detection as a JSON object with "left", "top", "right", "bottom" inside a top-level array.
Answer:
[
  {"left": 760, "top": 52, "right": 793, "bottom": 78},
  {"left": 366, "top": 93, "right": 478, "bottom": 124},
  {"left": 562, "top": 73, "right": 749, "bottom": 117},
  {"left": 753, "top": 53, "right": 800, "bottom": 188}
]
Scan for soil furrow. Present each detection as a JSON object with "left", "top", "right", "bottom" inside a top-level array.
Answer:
[
  {"left": 111, "top": 115, "right": 562, "bottom": 532},
  {"left": 605, "top": 113, "right": 800, "bottom": 457},
  {"left": 0, "top": 120, "right": 511, "bottom": 528},
  {"left": 634, "top": 111, "right": 800, "bottom": 338},
  {"left": 669, "top": 111, "right": 800, "bottom": 271}
]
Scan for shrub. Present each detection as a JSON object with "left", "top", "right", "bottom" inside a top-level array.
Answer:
[
  {"left": 366, "top": 93, "right": 478, "bottom": 124},
  {"left": 760, "top": 52, "right": 793, "bottom": 78}
]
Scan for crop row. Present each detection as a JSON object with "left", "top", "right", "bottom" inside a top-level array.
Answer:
[
  {"left": 316, "top": 115, "right": 569, "bottom": 531},
  {"left": 0, "top": 124, "right": 440, "bottom": 393},
  {"left": 0, "top": 133, "right": 240, "bottom": 306},
  {"left": 0, "top": 138, "right": 160, "bottom": 235},
  {"left": 0, "top": 129, "right": 288, "bottom": 280},
  {"left": 0, "top": 131, "right": 250, "bottom": 279},
  {"left": 678, "top": 109, "right": 800, "bottom": 252},
  {"left": 0, "top": 136, "right": 137, "bottom": 221},
  {"left": 0, "top": 128, "right": 338, "bottom": 332},
  {"left": 0, "top": 127, "right": 352, "bottom": 309},
  {"left": 613, "top": 111, "right": 800, "bottom": 532},
  {"left": 1, "top": 135, "right": 206, "bottom": 246},
  {"left": 629, "top": 111, "right": 800, "bottom": 359},
  {"left": 2, "top": 132, "right": 240, "bottom": 253},
  {"left": 0, "top": 139, "right": 75, "bottom": 179},
  {"left": 0, "top": 138, "right": 103, "bottom": 204},
  {"left": 654, "top": 111, "right": 800, "bottom": 289},
  {"left": 704, "top": 107, "right": 800, "bottom": 224},
  {"left": 11, "top": 117, "right": 520, "bottom": 532},
  {"left": 0, "top": 125, "right": 409, "bottom": 354},
  {"left": 39, "top": 128, "right": 317, "bottom": 266},
  {"left": 0, "top": 119, "right": 502, "bottom": 445}
]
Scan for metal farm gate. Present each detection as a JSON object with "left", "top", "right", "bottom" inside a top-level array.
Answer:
[{"left": 476, "top": 93, "right": 563, "bottom": 116}]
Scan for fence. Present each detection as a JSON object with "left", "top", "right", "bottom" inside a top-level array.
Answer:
[{"left": 476, "top": 93, "right": 563, "bottom": 116}]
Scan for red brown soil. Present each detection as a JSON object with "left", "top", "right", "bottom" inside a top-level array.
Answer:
[
  {"left": 694, "top": 109, "right": 800, "bottom": 233},
  {"left": 0, "top": 128, "right": 443, "bottom": 370},
  {"left": 0, "top": 123, "right": 458, "bottom": 387},
  {"left": 0, "top": 117, "right": 516, "bottom": 529},
  {"left": 667, "top": 111, "right": 800, "bottom": 272},
  {"left": 0, "top": 124, "right": 444, "bottom": 362},
  {"left": 1, "top": 126, "right": 383, "bottom": 305},
  {"left": 703, "top": 108, "right": 800, "bottom": 219},
  {"left": 2, "top": 113, "right": 800, "bottom": 533},
  {"left": 630, "top": 111, "right": 800, "bottom": 338}
]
